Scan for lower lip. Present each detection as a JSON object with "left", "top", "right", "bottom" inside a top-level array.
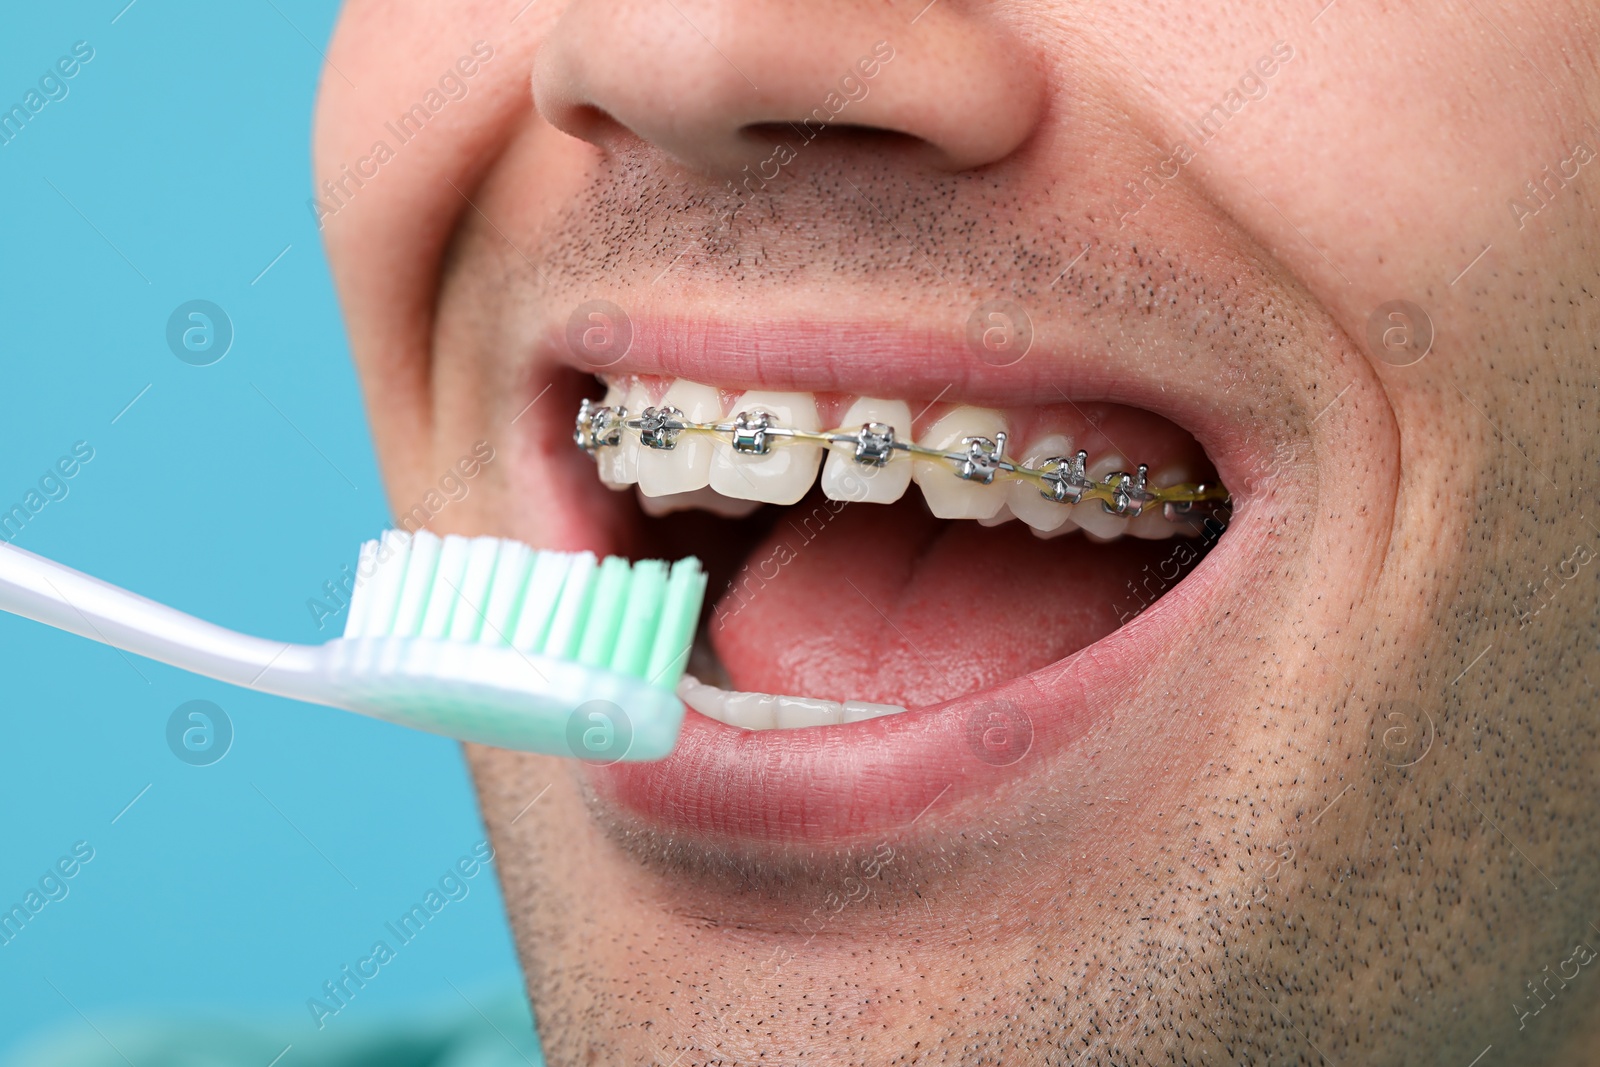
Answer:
[{"left": 583, "top": 525, "right": 1237, "bottom": 844}]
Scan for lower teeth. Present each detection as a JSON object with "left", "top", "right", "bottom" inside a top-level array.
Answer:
[{"left": 678, "top": 674, "right": 908, "bottom": 731}]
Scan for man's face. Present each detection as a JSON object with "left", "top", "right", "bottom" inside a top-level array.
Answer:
[{"left": 314, "top": 1, "right": 1600, "bottom": 1061}]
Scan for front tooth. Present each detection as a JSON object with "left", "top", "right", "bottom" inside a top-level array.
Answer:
[
  {"left": 821, "top": 397, "right": 913, "bottom": 504},
  {"left": 678, "top": 676, "right": 725, "bottom": 722},
  {"left": 636, "top": 486, "right": 763, "bottom": 518},
  {"left": 637, "top": 380, "right": 721, "bottom": 496},
  {"left": 1007, "top": 434, "right": 1079, "bottom": 536},
  {"left": 912, "top": 406, "right": 1008, "bottom": 520},
  {"left": 680, "top": 676, "right": 778, "bottom": 730},
  {"left": 775, "top": 695, "right": 843, "bottom": 729},
  {"left": 598, "top": 380, "right": 647, "bottom": 488},
  {"left": 722, "top": 690, "right": 780, "bottom": 730},
  {"left": 1031, "top": 521, "right": 1080, "bottom": 541},
  {"left": 1072, "top": 453, "right": 1133, "bottom": 540},
  {"left": 841, "top": 700, "right": 908, "bottom": 723},
  {"left": 1128, "top": 466, "right": 1194, "bottom": 539},
  {"left": 709, "top": 391, "right": 823, "bottom": 505}
]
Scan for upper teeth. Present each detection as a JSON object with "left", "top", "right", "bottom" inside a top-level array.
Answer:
[{"left": 574, "top": 378, "right": 1227, "bottom": 540}]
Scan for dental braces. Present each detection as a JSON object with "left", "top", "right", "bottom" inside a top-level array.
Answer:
[{"left": 574, "top": 398, "right": 1229, "bottom": 519}]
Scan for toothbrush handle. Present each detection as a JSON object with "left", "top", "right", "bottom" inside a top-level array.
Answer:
[{"left": 0, "top": 541, "right": 319, "bottom": 690}]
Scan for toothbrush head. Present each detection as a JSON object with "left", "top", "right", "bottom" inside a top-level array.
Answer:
[{"left": 329, "top": 530, "right": 707, "bottom": 760}]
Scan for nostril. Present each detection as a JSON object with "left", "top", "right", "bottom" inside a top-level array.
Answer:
[
  {"left": 740, "top": 122, "right": 928, "bottom": 157},
  {"left": 534, "top": 3, "right": 1044, "bottom": 175},
  {"left": 561, "top": 102, "right": 621, "bottom": 143}
]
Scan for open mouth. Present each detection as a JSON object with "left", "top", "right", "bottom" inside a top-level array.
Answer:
[
  {"left": 529, "top": 325, "right": 1247, "bottom": 846},
  {"left": 576, "top": 373, "right": 1227, "bottom": 717}
]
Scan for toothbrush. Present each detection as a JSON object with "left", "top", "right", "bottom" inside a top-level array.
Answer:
[{"left": 0, "top": 530, "right": 706, "bottom": 760}]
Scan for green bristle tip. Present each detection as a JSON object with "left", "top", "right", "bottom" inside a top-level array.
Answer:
[
  {"left": 609, "top": 560, "right": 668, "bottom": 678},
  {"left": 576, "top": 556, "right": 632, "bottom": 667},
  {"left": 646, "top": 559, "right": 708, "bottom": 686}
]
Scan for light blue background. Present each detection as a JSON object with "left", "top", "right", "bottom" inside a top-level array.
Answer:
[{"left": 0, "top": 1, "right": 539, "bottom": 1060}]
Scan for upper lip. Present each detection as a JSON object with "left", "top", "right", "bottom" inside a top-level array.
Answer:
[{"left": 537, "top": 312, "right": 1278, "bottom": 848}]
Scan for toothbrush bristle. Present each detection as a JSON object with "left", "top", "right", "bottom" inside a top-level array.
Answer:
[{"left": 341, "top": 530, "right": 705, "bottom": 689}]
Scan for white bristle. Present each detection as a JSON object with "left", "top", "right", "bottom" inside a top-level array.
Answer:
[
  {"left": 390, "top": 531, "right": 442, "bottom": 637},
  {"left": 345, "top": 530, "right": 412, "bottom": 638},
  {"left": 512, "top": 551, "right": 581, "bottom": 651},
  {"left": 479, "top": 540, "right": 532, "bottom": 644},
  {"left": 447, "top": 537, "right": 503, "bottom": 642},
  {"left": 419, "top": 535, "right": 472, "bottom": 639},
  {"left": 532, "top": 552, "right": 596, "bottom": 656},
  {"left": 342, "top": 539, "right": 381, "bottom": 637}
]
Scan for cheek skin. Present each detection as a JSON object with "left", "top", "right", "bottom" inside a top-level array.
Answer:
[
  {"left": 317, "top": 0, "right": 1600, "bottom": 1062},
  {"left": 315, "top": 0, "right": 549, "bottom": 504}
]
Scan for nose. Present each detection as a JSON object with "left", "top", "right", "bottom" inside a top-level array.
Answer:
[{"left": 532, "top": 0, "right": 1044, "bottom": 174}]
